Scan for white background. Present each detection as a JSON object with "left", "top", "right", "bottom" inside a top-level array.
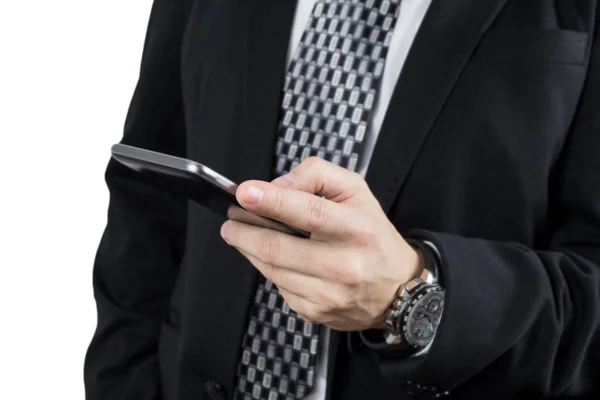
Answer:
[{"left": 0, "top": 1, "right": 153, "bottom": 398}]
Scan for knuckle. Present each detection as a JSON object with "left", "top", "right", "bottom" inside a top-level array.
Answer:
[
  {"left": 303, "top": 306, "right": 322, "bottom": 322},
  {"left": 341, "top": 259, "right": 364, "bottom": 287},
  {"left": 304, "top": 156, "right": 322, "bottom": 168},
  {"left": 270, "top": 266, "right": 283, "bottom": 286},
  {"left": 319, "top": 292, "right": 345, "bottom": 312},
  {"left": 272, "top": 188, "right": 287, "bottom": 215},
  {"left": 259, "top": 234, "right": 280, "bottom": 264},
  {"left": 278, "top": 272, "right": 299, "bottom": 293},
  {"left": 305, "top": 200, "right": 330, "bottom": 231},
  {"left": 296, "top": 307, "right": 314, "bottom": 322},
  {"left": 342, "top": 266, "right": 363, "bottom": 287},
  {"left": 324, "top": 258, "right": 346, "bottom": 283},
  {"left": 335, "top": 211, "right": 372, "bottom": 244},
  {"left": 262, "top": 264, "right": 276, "bottom": 282},
  {"left": 324, "top": 255, "right": 362, "bottom": 287},
  {"left": 286, "top": 298, "right": 308, "bottom": 319},
  {"left": 351, "top": 225, "right": 378, "bottom": 247}
]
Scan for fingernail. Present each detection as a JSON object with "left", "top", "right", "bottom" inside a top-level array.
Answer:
[
  {"left": 220, "top": 221, "right": 229, "bottom": 242},
  {"left": 244, "top": 186, "right": 264, "bottom": 204}
]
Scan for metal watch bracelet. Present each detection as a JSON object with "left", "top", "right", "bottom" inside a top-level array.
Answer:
[
  {"left": 384, "top": 268, "right": 434, "bottom": 345},
  {"left": 383, "top": 239, "right": 444, "bottom": 349}
]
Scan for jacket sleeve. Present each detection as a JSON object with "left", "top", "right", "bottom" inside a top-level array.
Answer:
[
  {"left": 375, "top": 15, "right": 600, "bottom": 399},
  {"left": 84, "top": 2, "right": 189, "bottom": 398}
]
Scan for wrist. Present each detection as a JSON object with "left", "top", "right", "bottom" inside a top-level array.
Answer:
[
  {"left": 371, "top": 245, "right": 426, "bottom": 330},
  {"left": 407, "top": 246, "right": 427, "bottom": 282},
  {"left": 394, "top": 242, "right": 427, "bottom": 303},
  {"left": 362, "top": 238, "right": 445, "bottom": 353}
]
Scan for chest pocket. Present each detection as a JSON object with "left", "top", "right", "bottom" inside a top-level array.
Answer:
[{"left": 472, "top": 29, "right": 589, "bottom": 65}]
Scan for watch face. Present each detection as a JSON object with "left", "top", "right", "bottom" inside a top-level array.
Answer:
[{"left": 404, "top": 288, "right": 445, "bottom": 348}]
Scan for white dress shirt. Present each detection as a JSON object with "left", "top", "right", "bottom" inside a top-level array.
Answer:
[{"left": 284, "top": 0, "right": 433, "bottom": 399}]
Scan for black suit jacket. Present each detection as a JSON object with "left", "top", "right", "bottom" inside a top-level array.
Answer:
[{"left": 84, "top": 1, "right": 600, "bottom": 399}]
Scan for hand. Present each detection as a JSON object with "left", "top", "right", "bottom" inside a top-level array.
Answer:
[{"left": 220, "top": 157, "right": 425, "bottom": 331}]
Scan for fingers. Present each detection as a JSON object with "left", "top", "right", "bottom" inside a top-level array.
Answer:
[
  {"left": 234, "top": 248, "right": 323, "bottom": 308},
  {"left": 278, "top": 288, "right": 327, "bottom": 323},
  {"left": 235, "top": 180, "right": 355, "bottom": 238},
  {"left": 235, "top": 157, "right": 376, "bottom": 238},
  {"left": 227, "top": 205, "right": 309, "bottom": 237},
  {"left": 222, "top": 220, "right": 346, "bottom": 280},
  {"left": 236, "top": 247, "right": 337, "bottom": 324}
]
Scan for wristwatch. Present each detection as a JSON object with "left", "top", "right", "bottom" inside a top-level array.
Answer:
[{"left": 383, "top": 241, "right": 445, "bottom": 352}]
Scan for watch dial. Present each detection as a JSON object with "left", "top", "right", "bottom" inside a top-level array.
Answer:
[{"left": 405, "top": 291, "right": 445, "bottom": 347}]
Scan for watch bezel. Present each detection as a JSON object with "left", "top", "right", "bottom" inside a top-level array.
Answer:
[
  {"left": 400, "top": 284, "right": 445, "bottom": 349},
  {"left": 383, "top": 240, "right": 445, "bottom": 350}
]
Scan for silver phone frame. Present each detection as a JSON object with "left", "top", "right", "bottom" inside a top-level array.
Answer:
[{"left": 110, "top": 144, "right": 309, "bottom": 238}]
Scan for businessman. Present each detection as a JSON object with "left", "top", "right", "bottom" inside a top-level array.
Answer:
[{"left": 85, "top": 1, "right": 600, "bottom": 399}]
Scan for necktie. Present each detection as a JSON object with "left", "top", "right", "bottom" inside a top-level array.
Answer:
[{"left": 236, "top": 1, "right": 402, "bottom": 399}]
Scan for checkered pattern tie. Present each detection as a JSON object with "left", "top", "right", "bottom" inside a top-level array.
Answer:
[{"left": 236, "top": 1, "right": 402, "bottom": 399}]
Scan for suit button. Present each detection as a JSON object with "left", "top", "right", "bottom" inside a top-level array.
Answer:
[{"left": 205, "top": 381, "right": 227, "bottom": 400}]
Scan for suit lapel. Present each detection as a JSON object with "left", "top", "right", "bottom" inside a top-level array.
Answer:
[
  {"left": 187, "top": 3, "right": 300, "bottom": 389},
  {"left": 365, "top": 0, "right": 508, "bottom": 212},
  {"left": 243, "top": 0, "right": 299, "bottom": 182},
  {"left": 241, "top": 0, "right": 509, "bottom": 212}
]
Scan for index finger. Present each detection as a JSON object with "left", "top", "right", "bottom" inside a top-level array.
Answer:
[{"left": 235, "top": 180, "right": 354, "bottom": 238}]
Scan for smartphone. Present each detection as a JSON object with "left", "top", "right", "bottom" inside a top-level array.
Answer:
[{"left": 111, "top": 144, "right": 308, "bottom": 237}]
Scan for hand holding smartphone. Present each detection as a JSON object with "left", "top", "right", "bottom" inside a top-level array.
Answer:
[{"left": 111, "top": 144, "right": 309, "bottom": 237}]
